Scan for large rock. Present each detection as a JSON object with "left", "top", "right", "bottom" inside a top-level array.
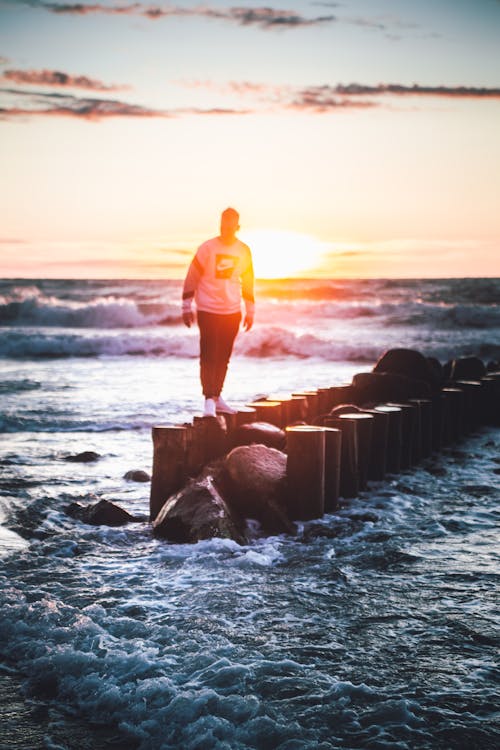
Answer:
[
  {"left": 230, "top": 421, "right": 286, "bottom": 451},
  {"left": 221, "top": 444, "right": 295, "bottom": 535},
  {"left": 449, "top": 356, "right": 486, "bottom": 381},
  {"left": 373, "top": 348, "right": 441, "bottom": 390},
  {"left": 66, "top": 499, "right": 141, "bottom": 526},
  {"left": 152, "top": 475, "right": 246, "bottom": 545},
  {"left": 351, "top": 371, "right": 430, "bottom": 405}
]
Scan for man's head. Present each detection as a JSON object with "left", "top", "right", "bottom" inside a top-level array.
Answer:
[{"left": 220, "top": 207, "right": 240, "bottom": 243}]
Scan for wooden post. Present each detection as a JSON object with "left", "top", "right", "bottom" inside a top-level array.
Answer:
[
  {"left": 192, "top": 415, "right": 228, "bottom": 466},
  {"left": 374, "top": 405, "right": 403, "bottom": 474},
  {"left": 453, "top": 380, "right": 482, "bottom": 432},
  {"left": 285, "top": 425, "right": 325, "bottom": 520},
  {"left": 268, "top": 395, "right": 296, "bottom": 427},
  {"left": 360, "top": 408, "right": 389, "bottom": 481},
  {"left": 150, "top": 425, "right": 190, "bottom": 522},
  {"left": 480, "top": 376, "right": 500, "bottom": 426},
  {"left": 329, "top": 384, "right": 355, "bottom": 410},
  {"left": 246, "top": 400, "right": 283, "bottom": 427},
  {"left": 290, "top": 395, "right": 308, "bottom": 422},
  {"left": 338, "top": 413, "right": 373, "bottom": 490},
  {"left": 441, "top": 387, "right": 464, "bottom": 441},
  {"left": 316, "top": 388, "right": 331, "bottom": 415},
  {"left": 291, "top": 390, "right": 319, "bottom": 421},
  {"left": 430, "top": 393, "right": 444, "bottom": 451},
  {"left": 323, "top": 427, "right": 342, "bottom": 512},
  {"left": 409, "top": 398, "right": 433, "bottom": 458},
  {"left": 387, "top": 402, "right": 418, "bottom": 468},
  {"left": 324, "top": 416, "right": 359, "bottom": 499}
]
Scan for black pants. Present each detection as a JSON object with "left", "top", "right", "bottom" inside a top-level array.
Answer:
[{"left": 197, "top": 310, "right": 241, "bottom": 398}]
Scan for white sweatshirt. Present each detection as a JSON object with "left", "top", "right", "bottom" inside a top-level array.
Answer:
[{"left": 182, "top": 236, "right": 255, "bottom": 315}]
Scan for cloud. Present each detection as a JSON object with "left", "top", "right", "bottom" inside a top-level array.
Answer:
[
  {"left": 287, "top": 82, "right": 500, "bottom": 111},
  {"left": 333, "top": 83, "right": 500, "bottom": 98},
  {"left": 0, "top": 56, "right": 10, "bottom": 65},
  {"left": 21, "top": 2, "right": 336, "bottom": 29},
  {"left": 2, "top": 68, "right": 127, "bottom": 91},
  {"left": 0, "top": 86, "right": 252, "bottom": 120},
  {"left": 0, "top": 87, "right": 171, "bottom": 120}
]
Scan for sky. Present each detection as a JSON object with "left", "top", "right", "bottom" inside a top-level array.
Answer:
[{"left": 1, "top": 0, "right": 499, "bottom": 279}]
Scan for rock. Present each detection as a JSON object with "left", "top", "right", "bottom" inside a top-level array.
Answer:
[
  {"left": 486, "top": 361, "right": 500, "bottom": 373},
  {"left": 152, "top": 475, "right": 246, "bottom": 544},
  {"left": 66, "top": 499, "right": 140, "bottom": 526},
  {"left": 124, "top": 469, "right": 150, "bottom": 482},
  {"left": 63, "top": 451, "right": 101, "bottom": 463},
  {"left": 449, "top": 356, "right": 486, "bottom": 381},
  {"left": 426, "top": 357, "right": 444, "bottom": 385},
  {"left": 222, "top": 444, "right": 295, "bottom": 535},
  {"left": 350, "top": 371, "right": 431, "bottom": 405},
  {"left": 373, "top": 348, "right": 441, "bottom": 389},
  {"left": 230, "top": 421, "right": 286, "bottom": 451}
]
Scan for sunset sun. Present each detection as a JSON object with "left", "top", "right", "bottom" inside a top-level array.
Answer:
[{"left": 239, "top": 229, "right": 325, "bottom": 279}]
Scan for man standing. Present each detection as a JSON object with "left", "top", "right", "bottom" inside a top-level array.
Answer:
[{"left": 182, "top": 207, "right": 255, "bottom": 417}]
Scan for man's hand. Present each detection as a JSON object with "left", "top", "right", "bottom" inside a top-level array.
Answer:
[
  {"left": 243, "top": 313, "right": 254, "bottom": 332},
  {"left": 182, "top": 310, "right": 194, "bottom": 328}
]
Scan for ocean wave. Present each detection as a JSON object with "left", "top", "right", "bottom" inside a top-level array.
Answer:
[
  {"left": 0, "top": 327, "right": 382, "bottom": 362},
  {"left": 0, "top": 288, "right": 179, "bottom": 328}
]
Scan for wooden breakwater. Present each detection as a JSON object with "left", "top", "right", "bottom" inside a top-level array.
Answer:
[{"left": 150, "top": 363, "right": 500, "bottom": 526}]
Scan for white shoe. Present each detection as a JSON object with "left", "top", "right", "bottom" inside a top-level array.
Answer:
[
  {"left": 216, "top": 396, "right": 237, "bottom": 414},
  {"left": 203, "top": 398, "right": 216, "bottom": 417}
]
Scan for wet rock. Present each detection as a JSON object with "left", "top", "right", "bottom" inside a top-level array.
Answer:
[
  {"left": 124, "top": 469, "right": 150, "bottom": 482},
  {"left": 373, "top": 348, "right": 441, "bottom": 389},
  {"left": 350, "top": 371, "right": 430, "bottom": 405},
  {"left": 66, "top": 499, "right": 140, "bottom": 526},
  {"left": 222, "top": 444, "right": 295, "bottom": 535},
  {"left": 63, "top": 451, "right": 101, "bottom": 463},
  {"left": 152, "top": 475, "right": 246, "bottom": 544},
  {"left": 449, "top": 356, "right": 486, "bottom": 381},
  {"left": 230, "top": 421, "right": 286, "bottom": 451}
]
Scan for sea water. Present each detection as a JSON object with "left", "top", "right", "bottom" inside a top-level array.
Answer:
[{"left": 0, "top": 278, "right": 499, "bottom": 749}]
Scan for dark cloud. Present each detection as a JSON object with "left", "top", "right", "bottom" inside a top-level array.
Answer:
[
  {"left": 288, "top": 82, "right": 500, "bottom": 110},
  {"left": 21, "top": 2, "right": 336, "bottom": 29},
  {"left": 2, "top": 68, "right": 127, "bottom": 91},
  {"left": 333, "top": 83, "right": 500, "bottom": 98},
  {"left": 0, "top": 87, "right": 170, "bottom": 120},
  {"left": 0, "top": 86, "right": 252, "bottom": 120}
]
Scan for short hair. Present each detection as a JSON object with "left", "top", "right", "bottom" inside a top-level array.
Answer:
[{"left": 221, "top": 207, "right": 239, "bottom": 222}]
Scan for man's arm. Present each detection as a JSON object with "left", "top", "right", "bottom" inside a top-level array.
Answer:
[
  {"left": 181, "top": 252, "right": 203, "bottom": 327},
  {"left": 242, "top": 249, "right": 255, "bottom": 331}
]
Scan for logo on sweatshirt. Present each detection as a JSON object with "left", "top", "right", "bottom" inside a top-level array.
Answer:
[{"left": 215, "top": 254, "right": 237, "bottom": 279}]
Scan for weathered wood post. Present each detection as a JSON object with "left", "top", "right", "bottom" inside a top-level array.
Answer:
[
  {"left": 409, "top": 398, "right": 433, "bottom": 458},
  {"left": 430, "top": 393, "right": 445, "bottom": 452},
  {"left": 387, "top": 402, "right": 418, "bottom": 468},
  {"left": 316, "top": 388, "right": 332, "bottom": 416},
  {"left": 292, "top": 390, "right": 319, "bottom": 421},
  {"left": 246, "top": 400, "right": 283, "bottom": 427},
  {"left": 285, "top": 425, "right": 325, "bottom": 520},
  {"left": 150, "top": 425, "right": 190, "bottom": 522},
  {"left": 329, "top": 384, "right": 355, "bottom": 410},
  {"left": 480, "top": 375, "right": 500, "bottom": 426},
  {"left": 290, "top": 395, "right": 308, "bottom": 422},
  {"left": 324, "top": 415, "right": 359, "bottom": 499},
  {"left": 441, "top": 387, "right": 464, "bottom": 442},
  {"left": 374, "top": 405, "right": 403, "bottom": 474},
  {"left": 268, "top": 395, "right": 297, "bottom": 427},
  {"left": 323, "top": 426, "right": 342, "bottom": 512},
  {"left": 361, "top": 408, "right": 389, "bottom": 481},
  {"left": 192, "top": 415, "right": 228, "bottom": 467},
  {"left": 453, "top": 380, "right": 482, "bottom": 433}
]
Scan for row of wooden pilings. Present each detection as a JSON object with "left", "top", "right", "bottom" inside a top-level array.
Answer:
[{"left": 150, "top": 372, "right": 500, "bottom": 524}]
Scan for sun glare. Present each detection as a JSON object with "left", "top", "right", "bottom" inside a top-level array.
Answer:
[{"left": 239, "top": 229, "right": 325, "bottom": 279}]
